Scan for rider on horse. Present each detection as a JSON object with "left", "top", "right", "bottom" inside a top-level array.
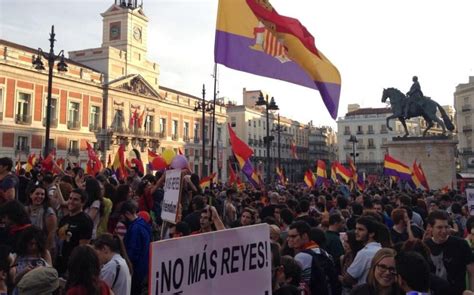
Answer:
[{"left": 404, "top": 76, "right": 424, "bottom": 118}]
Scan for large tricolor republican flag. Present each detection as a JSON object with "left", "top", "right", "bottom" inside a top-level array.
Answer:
[
  {"left": 315, "top": 160, "right": 327, "bottom": 186},
  {"left": 215, "top": 0, "right": 341, "bottom": 119},
  {"left": 276, "top": 166, "right": 286, "bottom": 186},
  {"left": 383, "top": 154, "right": 412, "bottom": 182},
  {"left": 227, "top": 124, "right": 261, "bottom": 188},
  {"left": 334, "top": 161, "right": 353, "bottom": 183}
]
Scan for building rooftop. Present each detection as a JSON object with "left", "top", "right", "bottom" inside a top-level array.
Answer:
[{"left": 346, "top": 107, "right": 392, "bottom": 117}]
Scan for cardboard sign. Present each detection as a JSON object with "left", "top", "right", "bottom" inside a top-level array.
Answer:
[
  {"left": 149, "top": 224, "right": 272, "bottom": 295},
  {"left": 161, "top": 169, "right": 182, "bottom": 223},
  {"left": 466, "top": 188, "right": 474, "bottom": 216}
]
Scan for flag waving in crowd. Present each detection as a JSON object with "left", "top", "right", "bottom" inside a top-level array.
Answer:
[{"left": 215, "top": 0, "right": 341, "bottom": 119}]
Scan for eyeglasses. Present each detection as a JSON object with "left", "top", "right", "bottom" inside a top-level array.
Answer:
[{"left": 376, "top": 264, "right": 397, "bottom": 275}]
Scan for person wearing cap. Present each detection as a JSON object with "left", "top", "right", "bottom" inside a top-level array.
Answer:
[{"left": 16, "top": 267, "right": 59, "bottom": 295}]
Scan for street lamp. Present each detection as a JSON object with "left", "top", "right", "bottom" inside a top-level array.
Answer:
[
  {"left": 194, "top": 84, "right": 214, "bottom": 178},
  {"left": 348, "top": 134, "right": 358, "bottom": 165},
  {"left": 256, "top": 92, "right": 278, "bottom": 184},
  {"left": 32, "top": 25, "right": 68, "bottom": 157},
  {"left": 271, "top": 113, "right": 287, "bottom": 170}
]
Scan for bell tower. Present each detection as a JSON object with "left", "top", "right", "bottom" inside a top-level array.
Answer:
[{"left": 101, "top": 0, "right": 148, "bottom": 60}]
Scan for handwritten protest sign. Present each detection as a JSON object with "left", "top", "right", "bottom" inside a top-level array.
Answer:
[
  {"left": 161, "top": 169, "right": 182, "bottom": 223},
  {"left": 466, "top": 188, "right": 474, "bottom": 216},
  {"left": 149, "top": 224, "right": 272, "bottom": 295}
]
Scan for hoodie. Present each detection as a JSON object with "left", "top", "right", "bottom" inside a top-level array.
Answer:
[{"left": 124, "top": 216, "right": 152, "bottom": 283}]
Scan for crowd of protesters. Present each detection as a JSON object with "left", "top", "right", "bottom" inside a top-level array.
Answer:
[{"left": 1, "top": 155, "right": 474, "bottom": 295}]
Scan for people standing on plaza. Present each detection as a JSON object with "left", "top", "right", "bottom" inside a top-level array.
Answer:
[
  {"left": 84, "top": 177, "right": 104, "bottom": 240},
  {"left": 0, "top": 157, "right": 18, "bottom": 204}
]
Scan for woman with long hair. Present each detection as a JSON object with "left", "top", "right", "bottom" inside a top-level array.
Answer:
[
  {"left": 65, "top": 245, "right": 112, "bottom": 295},
  {"left": 93, "top": 233, "right": 132, "bottom": 295},
  {"left": 351, "top": 248, "right": 400, "bottom": 295},
  {"left": 84, "top": 177, "right": 104, "bottom": 240},
  {"left": 13, "top": 226, "right": 52, "bottom": 286},
  {"left": 25, "top": 185, "right": 57, "bottom": 252},
  {"left": 340, "top": 230, "right": 364, "bottom": 295}
]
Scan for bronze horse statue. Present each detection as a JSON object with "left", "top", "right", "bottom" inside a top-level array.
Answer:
[{"left": 381, "top": 87, "right": 455, "bottom": 137}]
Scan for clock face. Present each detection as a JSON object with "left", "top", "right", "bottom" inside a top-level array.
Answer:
[{"left": 133, "top": 26, "right": 142, "bottom": 41}]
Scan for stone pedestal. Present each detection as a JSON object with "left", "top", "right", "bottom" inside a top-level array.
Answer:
[{"left": 385, "top": 137, "right": 457, "bottom": 190}]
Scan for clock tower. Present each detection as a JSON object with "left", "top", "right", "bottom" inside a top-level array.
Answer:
[
  {"left": 101, "top": 0, "right": 148, "bottom": 60},
  {"left": 70, "top": 0, "right": 160, "bottom": 90}
]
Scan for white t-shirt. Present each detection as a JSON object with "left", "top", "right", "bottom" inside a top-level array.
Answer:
[
  {"left": 346, "top": 242, "right": 381, "bottom": 285},
  {"left": 100, "top": 254, "right": 131, "bottom": 295},
  {"left": 85, "top": 200, "right": 101, "bottom": 239}
]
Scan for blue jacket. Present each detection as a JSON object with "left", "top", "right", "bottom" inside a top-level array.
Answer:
[{"left": 124, "top": 217, "right": 152, "bottom": 283}]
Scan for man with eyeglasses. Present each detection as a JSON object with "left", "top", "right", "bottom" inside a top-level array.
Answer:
[
  {"left": 341, "top": 216, "right": 382, "bottom": 287},
  {"left": 287, "top": 221, "right": 339, "bottom": 295}
]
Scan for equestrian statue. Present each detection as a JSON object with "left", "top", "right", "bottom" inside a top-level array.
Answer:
[{"left": 381, "top": 76, "right": 455, "bottom": 137}]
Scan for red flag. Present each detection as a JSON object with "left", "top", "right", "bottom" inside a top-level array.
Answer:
[
  {"left": 86, "top": 141, "right": 102, "bottom": 175},
  {"left": 290, "top": 140, "right": 298, "bottom": 159},
  {"left": 131, "top": 158, "right": 144, "bottom": 176},
  {"left": 137, "top": 110, "right": 146, "bottom": 128},
  {"left": 42, "top": 151, "right": 55, "bottom": 172},
  {"left": 129, "top": 109, "right": 138, "bottom": 127}
]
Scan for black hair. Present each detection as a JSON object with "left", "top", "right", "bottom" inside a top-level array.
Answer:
[
  {"left": 70, "top": 188, "right": 88, "bottom": 204},
  {"left": 120, "top": 200, "right": 138, "bottom": 215},
  {"left": 93, "top": 233, "right": 133, "bottom": 275},
  {"left": 328, "top": 213, "right": 343, "bottom": 226},
  {"left": 0, "top": 200, "right": 31, "bottom": 225},
  {"left": 351, "top": 203, "right": 363, "bottom": 216},
  {"left": 280, "top": 208, "right": 294, "bottom": 226},
  {"left": 0, "top": 157, "right": 13, "bottom": 171},
  {"left": 466, "top": 216, "right": 474, "bottom": 233},
  {"left": 66, "top": 245, "right": 101, "bottom": 295},
  {"left": 289, "top": 220, "right": 311, "bottom": 237},
  {"left": 310, "top": 227, "right": 327, "bottom": 248},
  {"left": 16, "top": 226, "right": 46, "bottom": 257},
  {"left": 356, "top": 216, "right": 379, "bottom": 237},
  {"left": 84, "top": 177, "right": 104, "bottom": 216},
  {"left": 426, "top": 210, "right": 449, "bottom": 227},
  {"left": 395, "top": 251, "right": 430, "bottom": 292},
  {"left": 192, "top": 195, "right": 205, "bottom": 211},
  {"left": 280, "top": 255, "right": 302, "bottom": 287},
  {"left": 299, "top": 199, "right": 310, "bottom": 212},
  {"left": 169, "top": 221, "right": 190, "bottom": 236}
]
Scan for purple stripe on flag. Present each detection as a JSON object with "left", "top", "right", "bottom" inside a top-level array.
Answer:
[
  {"left": 384, "top": 168, "right": 411, "bottom": 181},
  {"left": 214, "top": 30, "right": 340, "bottom": 119}
]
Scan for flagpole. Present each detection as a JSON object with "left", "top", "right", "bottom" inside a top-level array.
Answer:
[{"left": 210, "top": 63, "right": 218, "bottom": 189}]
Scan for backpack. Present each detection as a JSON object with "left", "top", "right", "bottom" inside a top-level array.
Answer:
[{"left": 301, "top": 248, "right": 340, "bottom": 295}]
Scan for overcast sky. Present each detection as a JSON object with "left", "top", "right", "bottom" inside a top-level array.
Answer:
[{"left": 1, "top": 0, "right": 474, "bottom": 128}]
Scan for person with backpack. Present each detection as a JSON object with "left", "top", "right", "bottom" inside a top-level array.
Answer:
[{"left": 287, "top": 220, "right": 340, "bottom": 295}]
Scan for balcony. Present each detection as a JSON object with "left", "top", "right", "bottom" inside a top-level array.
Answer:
[
  {"left": 15, "top": 114, "right": 32, "bottom": 125},
  {"left": 356, "top": 130, "right": 364, "bottom": 135},
  {"left": 194, "top": 137, "right": 200, "bottom": 143},
  {"left": 89, "top": 123, "right": 100, "bottom": 132},
  {"left": 183, "top": 135, "right": 190, "bottom": 142},
  {"left": 248, "top": 139, "right": 254, "bottom": 146},
  {"left": 43, "top": 117, "right": 58, "bottom": 128},
  {"left": 463, "top": 125, "right": 473, "bottom": 132},
  {"left": 380, "top": 128, "right": 388, "bottom": 134},
  {"left": 343, "top": 130, "right": 351, "bottom": 135},
  {"left": 144, "top": 130, "right": 159, "bottom": 138},
  {"left": 462, "top": 104, "right": 471, "bottom": 112},
  {"left": 159, "top": 131, "right": 166, "bottom": 139},
  {"left": 463, "top": 147, "right": 473, "bottom": 155},
  {"left": 343, "top": 144, "right": 352, "bottom": 150},
  {"left": 15, "top": 145, "right": 30, "bottom": 154},
  {"left": 171, "top": 134, "right": 178, "bottom": 141},
  {"left": 367, "top": 144, "right": 376, "bottom": 149},
  {"left": 68, "top": 148, "right": 80, "bottom": 157},
  {"left": 367, "top": 130, "right": 374, "bottom": 134},
  {"left": 357, "top": 144, "right": 366, "bottom": 149},
  {"left": 67, "top": 121, "right": 81, "bottom": 130}
]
